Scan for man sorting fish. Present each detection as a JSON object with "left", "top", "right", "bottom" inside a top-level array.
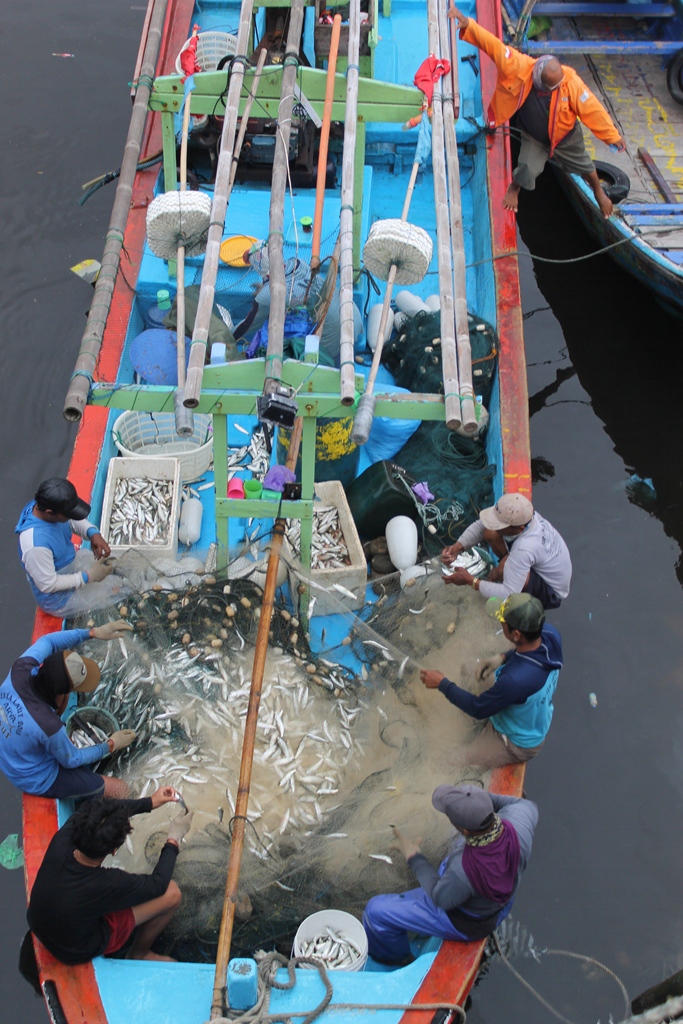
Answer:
[
  {"left": 16, "top": 477, "right": 129, "bottom": 616},
  {"left": 420, "top": 594, "right": 563, "bottom": 767},
  {"left": 0, "top": 620, "right": 136, "bottom": 800},
  {"left": 363, "top": 784, "right": 537, "bottom": 963},
  {"left": 448, "top": 6, "right": 625, "bottom": 217},
  {"left": 442, "top": 492, "right": 571, "bottom": 609},
  {"left": 28, "top": 789, "right": 192, "bottom": 964}
]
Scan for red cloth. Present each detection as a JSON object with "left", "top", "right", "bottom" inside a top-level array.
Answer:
[
  {"left": 103, "top": 908, "right": 136, "bottom": 954},
  {"left": 180, "top": 34, "right": 202, "bottom": 77},
  {"left": 413, "top": 55, "right": 451, "bottom": 105}
]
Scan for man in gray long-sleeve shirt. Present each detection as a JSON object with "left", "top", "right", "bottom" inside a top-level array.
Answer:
[
  {"left": 442, "top": 493, "right": 571, "bottom": 609},
  {"left": 363, "top": 784, "right": 538, "bottom": 963}
]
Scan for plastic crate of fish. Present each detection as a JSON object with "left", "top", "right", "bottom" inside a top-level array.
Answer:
[
  {"left": 287, "top": 481, "right": 367, "bottom": 616},
  {"left": 100, "top": 457, "right": 182, "bottom": 560}
]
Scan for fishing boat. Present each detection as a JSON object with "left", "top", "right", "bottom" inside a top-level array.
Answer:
[
  {"left": 22, "top": 0, "right": 530, "bottom": 1018},
  {"left": 503, "top": 0, "right": 683, "bottom": 318}
]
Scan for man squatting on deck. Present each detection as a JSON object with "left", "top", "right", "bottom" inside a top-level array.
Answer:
[
  {"left": 442, "top": 493, "right": 572, "bottom": 610},
  {"left": 28, "top": 793, "right": 193, "bottom": 963},
  {"left": 449, "top": 6, "right": 625, "bottom": 217},
  {"left": 363, "top": 785, "right": 537, "bottom": 963},
  {"left": 16, "top": 477, "right": 130, "bottom": 617},
  {"left": 0, "top": 623, "right": 136, "bottom": 801},
  {"left": 420, "top": 594, "right": 563, "bottom": 767}
]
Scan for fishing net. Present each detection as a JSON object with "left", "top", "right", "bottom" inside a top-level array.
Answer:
[
  {"left": 381, "top": 310, "right": 498, "bottom": 408},
  {"left": 66, "top": 549, "right": 507, "bottom": 963}
]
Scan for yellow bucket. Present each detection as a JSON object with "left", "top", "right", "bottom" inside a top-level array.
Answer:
[{"left": 278, "top": 416, "right": 359, "bottom": 488}]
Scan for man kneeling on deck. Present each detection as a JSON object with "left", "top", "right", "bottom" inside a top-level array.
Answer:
[
  {"left": 363, "top": 785, "right": 537, "bottom": 963},
  {"left": 448, "top": 6, "right": 625, "bottom": 217},
  {"left": 28, "top": 789, "right": 192, "bottom": 964},
  {"left": 420, "top": 594, "right": 563, "bottom": 767}
]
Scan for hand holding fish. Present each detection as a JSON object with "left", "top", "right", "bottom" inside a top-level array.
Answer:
[
  {"left": 420, "top": 669, "right": 445, "bottom": 689},
  {"left": 441, "top": 542, "right": 464, "bottom": 564},
  {"left": 391, "top": 826, "right": 421, "bottom": 862},
  {"left": 90, "top": 532, "right": 111, "bottom": 560},
  {"left": 443, "top": 566, "right": 474, "bottom": 587},
  {"left": 151, "top": 786, "right": 180, "bottom": 808},
  {"left": 90, "top": 620, "right": 134, "bottom": 641}
]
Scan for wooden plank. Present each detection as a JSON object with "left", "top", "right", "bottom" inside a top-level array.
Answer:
[
  {"left": 532, "top": 2, "right": 675, "bottom": 14},
  {"left": 527, "top": 39, "right": 683, "bottom": 52},
  {"left": 624, "top": 213, "right": 683, "bottom": 224},
  {"left": 621, "top": 203, "right": 683, "bottom": 213},
  {"left": 637, "top": 146, "right": 680, "bottom": 202}
]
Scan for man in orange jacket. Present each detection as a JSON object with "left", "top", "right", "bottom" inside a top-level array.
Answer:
[{"left": 449, "top": 7, "right": 625, "bottom": 217}]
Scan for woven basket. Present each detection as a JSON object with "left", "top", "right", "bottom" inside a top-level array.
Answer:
[
  {"left": 112, "top": 411, "right": 213, "bottom": 484},
  {"left": 175, "top": 31, "right": 238, "bottom": 74}
]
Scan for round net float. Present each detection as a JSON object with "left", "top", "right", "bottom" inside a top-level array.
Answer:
[
  {"left": 362, "top": 218, "right": 433, "bottom": 285},
  {"left": 146, "top": 190, "right": 213, "bottom": 260},
  {"left": 220, "top": 234, "right": 259, "bottom": 267}
]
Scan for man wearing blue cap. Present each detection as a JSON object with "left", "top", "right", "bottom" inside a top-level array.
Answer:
[
  {"left": 420, "top": 593, "right": 563, "bottom": 767},
  {"left": 363, "top": 784, "right": 538, "bottom": 964}
]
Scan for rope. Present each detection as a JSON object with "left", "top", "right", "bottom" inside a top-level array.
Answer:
[
  {"left": 208, "top": 950, "right": 467, "bottom": 1024},
  {"left": 465, "top": 229, "right": 683, "bottom": 269},
  {"left": 491, "top": 931, "right": 631, "bottom": 1024}
]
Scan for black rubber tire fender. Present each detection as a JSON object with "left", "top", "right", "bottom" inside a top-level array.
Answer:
[
  {"left": 594, "top": 160, "right": 630, "bottom": 204},
  {"left": 667, "top": 48, "right": 683, "bottom": 106}
]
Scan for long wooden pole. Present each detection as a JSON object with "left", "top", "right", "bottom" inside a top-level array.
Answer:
[
  {"left": 338, "top": 0, "right": 361, "bottom": 406},
  {"left": 184, "top": 0, "right": 256, "bottom": 408},
  {"left": 63, "top": 0, "right": 168, "bottom": 422},
  {"left": 228, "top": 48, "right": 268, "bottom": 192},
  {"left": 448, "top": 0, "right": 461, "bottom": 120},
  {"left": 310, "top": 14, "right": 342, "bottom": 271},
  {"left": 427, "top": 0, "right": 462, "bottom": 431},
  {"left": 210, "top": 417, "right": 304, "bottom": 1020},
  {"left": 439, "top": 0, "right": 477, "bottom": 432},
  {"left": 263, "top": 0, "right": 306, "bottom": 394}
]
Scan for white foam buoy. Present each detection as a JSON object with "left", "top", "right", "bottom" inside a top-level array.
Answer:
[
  {"left": 367, "top": 304, "right": 395, "bottom": 352},
  {"left": 400, "top": 563, "right": 430, "bottom": 589},
  {"left": 394, "top": 290, "right": 430, "bottom": 316},
  {"left": 178, "top": 497, "right": 203, "bottom": 546},
  {"left": 424, "top": 294, "right": 441, "bottom": 312},
  {"left": 386, "top": 516, "right": 418, "bottom": 571}
]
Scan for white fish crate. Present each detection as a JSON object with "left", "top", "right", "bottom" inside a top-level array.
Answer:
[
  {"left": 305, "top": 481, "right": 367, "bottom": 616},
  {"left": 101, "top": 457, "right": 182, "bottom": 560}
]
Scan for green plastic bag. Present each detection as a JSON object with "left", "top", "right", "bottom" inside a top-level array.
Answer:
[{"left": 0, "top": 833, "right": 24, "bottom": 870}]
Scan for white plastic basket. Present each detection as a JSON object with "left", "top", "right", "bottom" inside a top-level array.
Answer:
[
  {"left": 112, "top": 411, "right": 213, "bottom": 484},
  {"left": 175, "top": 31, "right": 238, "bottom": 75}
]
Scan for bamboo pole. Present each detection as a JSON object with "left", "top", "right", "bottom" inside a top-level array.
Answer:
[
  {"left": 184, "top": 0, "right": 257, "bottom": 408},
  {"left": 228, "top": 48, "right": 268, "bottom": 192},
  {"left": 209, "top": 417, "right": 304, "bottom": 1020},
  {"left": 310, "top": 14, "right": 342, "bottom": 271},
  {"left": 338, "top": 0, "right": 361, "bottom": 406},
  {"left": 439, "top": 0, "right": 477, "bottom": 432},
  {"left": 63, "top": 0, "right": 168, "bottom": 423},
  {"left": 263, "top": 0, "right": 306, "bottom": 394},
  {"left": 448, "top": 0, "right": 461, "bottom": 120},
  {"left": 427, "top": 0, "right": 462, "bottom": 431}
]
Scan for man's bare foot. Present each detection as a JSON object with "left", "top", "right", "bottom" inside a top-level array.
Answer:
[
  {"left": 503, "top": 182, "right": 521, "bottom": 213},
  {"left": 595, "top": 186, "right": 613, "bottom": 218},
  {"left": 127, "top": 950, "right": 176, "bottom": 962}
]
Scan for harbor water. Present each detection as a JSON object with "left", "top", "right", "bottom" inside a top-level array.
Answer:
[{"left": 2, "top": 1, "right": 683, "bottom": 1021}]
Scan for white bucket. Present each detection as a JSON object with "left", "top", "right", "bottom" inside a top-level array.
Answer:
[{"left": 293, "top": 910, "right": 368, "bottom": 972}]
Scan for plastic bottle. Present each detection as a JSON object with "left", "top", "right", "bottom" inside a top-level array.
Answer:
[
  {"left": 178, "top": 497, "right": 203, "bottom": 546},
  {"left": 145, "top": 288, "right": 173, "bottom": 329}
]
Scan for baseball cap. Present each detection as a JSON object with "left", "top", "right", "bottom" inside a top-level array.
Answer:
[
  {"left": 479, "top": 493, "right": 533, "bottom": 531},
  {"left": 35, "top": 478, "right": 91, "bottom": 521},
  {"left": 63, "top": 651, "right": 101, "bottom": 693},
  {"left": 492, "top": 592, "right": 545, "bottom": 633},
  {"left": 432, "top": 784, "right": 494, "bottom": 830}
]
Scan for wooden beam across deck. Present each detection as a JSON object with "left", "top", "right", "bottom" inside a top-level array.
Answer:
[
  {"left": 531, "top": 2, "right": 675, "bottom": 14},
  {"left": 526, "top": 38, "right": 683, "bottom": 52}
]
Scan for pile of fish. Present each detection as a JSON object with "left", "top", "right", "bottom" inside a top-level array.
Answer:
[
  {"left": 285, "top": 505, "right": 351, "bottom": 571},
  {"left": 228, "top": 424, "right": 270, "bottom": 481},
  {"left": 69, "top": 720, "right": 110, "bottom": 749},
  {"left": 298, "top": 927, "right": 363, "bottom": 969},
  {"left": 108, "top": 476, "right": 173, "bottom": 547}
]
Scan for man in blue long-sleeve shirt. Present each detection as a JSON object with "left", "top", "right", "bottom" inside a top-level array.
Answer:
[
  {"left": 420, "top": 594, "right": 563, "bottom": 767},
  {"left": 0, "top": 622, "right": 137, "bottom": 800}
]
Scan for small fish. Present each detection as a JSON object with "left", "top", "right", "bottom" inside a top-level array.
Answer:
[
  {"left": 369, "top": 854, "right": 393, "bottom": 864},
  {"left": 332, "top": 583, "right": 357, "bottom": 602}
]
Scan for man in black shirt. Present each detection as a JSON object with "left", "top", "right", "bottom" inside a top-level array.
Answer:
[{"left": 28, "top": 787, "right": 192, "bottom": 964}]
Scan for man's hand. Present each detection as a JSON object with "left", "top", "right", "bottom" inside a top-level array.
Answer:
[
  {"left": 108, "top": 729, "right": 137, "bottom": 753},
  {"left": 443, "top": 567, "right": 474, "bottom": 587},
  {"left": 447, "top": 5, "right": 469, "bottom": 29},
  {"left": 475, "top": 654, "right": 506, "bottom": 683},
  {"left": 613, "top": 136, "right": 626, "bottom": 153},
  {"left": 391, "top": 827, "right": 422, "bottom": 862},
  {"left": 86, "top": 560, "right": 114, "bottom": 584},
  {"left": 90, "top": 619, "right": 133, "bottom": 641},
  {"left": 167, "top": 811, "right": 194, "bottom": 845},
  {"left": 420, "top": 669, "right": 445, "bottom": 689},
  {"left": 151, "top": 786, "right": 180, "bottom": 809},
  {"left": 90, "top": 533, "right": 111, "bottom": 560},
  {"left": 441, "top": 542, "right": 464, "bottom": 565}
]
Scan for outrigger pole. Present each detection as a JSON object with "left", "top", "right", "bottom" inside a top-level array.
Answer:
[
  {"left": 184, "top": 0, "right": 257, "bottom": 408},
  {"left": 63, "top": 0, "right": 168, "bottom": 423},
  {"left": 338, "top": 0, "right": 362, "bottom": 406}
]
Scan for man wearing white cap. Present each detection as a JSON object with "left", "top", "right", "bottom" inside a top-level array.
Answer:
[
  {"left": 0, "top": 621, "right": 137, "bottom": 801},
  {"left": 442, "top": 492, "right": 571, "bottom": 609},
  {"left": 362, "top": 784, "right": 538, "bottom": 964}
]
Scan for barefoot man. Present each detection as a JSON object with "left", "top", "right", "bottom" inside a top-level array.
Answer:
[
  {"left": 28, "top": 790, "right": 192, "bottom": 963},
  {"left": 449, "top": 6, "right": 625, "bottom": 216}
]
